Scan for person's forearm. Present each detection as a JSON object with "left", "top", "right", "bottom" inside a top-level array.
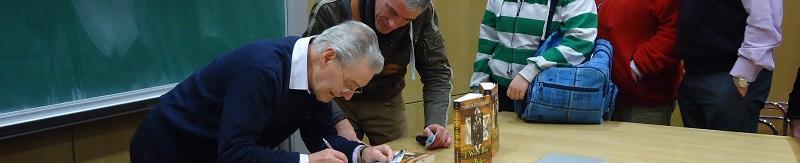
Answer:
[
  {"left": 424, "top": 94, "right": 450, "bottom": 126},
  {"left": 629, "top": 0, "right": 680, "bottom": 78},
  {"left": 420, "top": 66, "right": 451, "bottom": 126},
  {"left": 334, "top": 120, "right": 361, "bottom": 142},
  {"left": 732, "top": 0, "right": 782, "bottom": 81},
  {"left": 416, "top": 8, "right": 452, "bottom": 127}
]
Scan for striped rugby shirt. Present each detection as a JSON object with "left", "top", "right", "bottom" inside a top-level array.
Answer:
[{"left": 470, "top": 0, "right": 598, "bottom": 88}]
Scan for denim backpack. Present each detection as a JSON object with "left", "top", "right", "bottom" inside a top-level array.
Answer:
[{"left": 515, "top": 31, "right": 619, "bottom": 124}]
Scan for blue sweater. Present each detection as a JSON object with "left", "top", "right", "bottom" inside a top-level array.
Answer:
[{"left": 131, "top": 36, "right": 362, "bottom": 162}]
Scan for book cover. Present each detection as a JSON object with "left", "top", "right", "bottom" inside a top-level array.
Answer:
[
  {"left": 479, "top": 83, "right": 500, "bottom": 156},
  {"left": 453, "top": 82, "right": 498, "bottom": 163}
]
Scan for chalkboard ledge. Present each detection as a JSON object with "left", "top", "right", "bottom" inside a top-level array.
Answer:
[{"left": 0, "top": 84, "right": 177, "bottom": 140}]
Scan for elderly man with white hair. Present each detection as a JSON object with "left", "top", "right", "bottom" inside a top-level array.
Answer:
[{"left": 131, "top": 21, "right": 393, "bottom": 163}]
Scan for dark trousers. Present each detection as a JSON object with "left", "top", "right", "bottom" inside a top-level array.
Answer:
[
  {"left": 334, "top": 95, "right": 406, "bottom": 145},
  {"left": 497, "top": 85, "right": 516, "bottom": 112},
  {"left": 678, "top": 69, "right": 772, "bottom": 133}
]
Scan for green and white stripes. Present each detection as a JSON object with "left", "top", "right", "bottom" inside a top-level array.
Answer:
[{"left": 470, "top": 0, "right": 597, "bottom": 88}]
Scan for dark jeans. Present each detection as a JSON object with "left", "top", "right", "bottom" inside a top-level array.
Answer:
[{"left": 678, "top": 69, "right": 772, "bottom": 133}]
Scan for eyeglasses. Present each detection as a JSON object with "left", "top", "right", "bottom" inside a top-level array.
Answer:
[
  {"left": 339, "top": 63, "right": 364, "bottom": 95},
  {"left": 343, "top": 86, "right": 364, "bottom": 94}
]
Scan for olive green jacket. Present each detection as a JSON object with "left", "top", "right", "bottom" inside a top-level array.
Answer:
[{"left": 304, "top": 0, "right": 452, "bottom": 127}]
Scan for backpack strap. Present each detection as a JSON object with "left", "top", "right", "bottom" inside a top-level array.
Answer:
[{"left": 542, "top": 0, "right": 559, "bottom": 41}]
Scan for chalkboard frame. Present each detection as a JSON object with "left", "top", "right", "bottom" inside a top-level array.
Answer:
[{"left": 0, "top": 0, "right": 309, "bottom": 140}]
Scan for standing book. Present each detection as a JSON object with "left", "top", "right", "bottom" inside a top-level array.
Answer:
[
  {"left": 480, "top": 83, "right": 499, "bottom": 156},
  {"left": 453, "top": 83, "right": 499, "bottom": 163}
]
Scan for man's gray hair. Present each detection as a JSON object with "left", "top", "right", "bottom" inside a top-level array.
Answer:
[
  {"left": 312, "top": 21, "right": 384, "bottom": 74},
  {"left": 404, "top": 0, "right": 433, "bottom": 11}
]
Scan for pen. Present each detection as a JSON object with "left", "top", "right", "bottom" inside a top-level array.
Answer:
[{"left": 322, "top": 138, "right": 333, "bottom": 149}]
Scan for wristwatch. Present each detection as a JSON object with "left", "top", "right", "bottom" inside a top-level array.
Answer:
[
  {"left": 734, "top": 76, "right": 750, "bottom": 88},
  {"left": 358, "top": 146, "right": 368, "bottom": 163}
]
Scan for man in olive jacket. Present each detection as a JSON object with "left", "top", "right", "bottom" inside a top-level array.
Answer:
[{"left": 303, "top": 0, "right": 452, "bottom": 149}]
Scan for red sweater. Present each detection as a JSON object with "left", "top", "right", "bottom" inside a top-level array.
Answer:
[{"left": 596, "top": 0, "right": 683, "bottom": 106}]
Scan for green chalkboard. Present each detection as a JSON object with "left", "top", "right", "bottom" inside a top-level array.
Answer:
[{"left": 0, "top": 0, "right": 286, "bottom": 114}]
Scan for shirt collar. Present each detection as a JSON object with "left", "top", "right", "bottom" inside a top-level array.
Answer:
[{"left": 289, "top": 36, "right": 314, "bottom": 94}]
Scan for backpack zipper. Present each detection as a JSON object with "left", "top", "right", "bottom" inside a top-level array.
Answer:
[
  {"left": 535, "top": 66, "right": 610, "bottom": 99},
  {"left": 541, "top": 83, "right": 600, "bottom": 92}
]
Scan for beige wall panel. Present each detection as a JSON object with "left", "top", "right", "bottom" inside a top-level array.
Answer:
[
  {"left": 404, "top": 102, "right": 426, "bottom": 135},
  {"left": 401, "top": 71, "right": 425, "bottom": 103},
  {"left": 404, "top": 0, "right": 489, "bottom": 103},
  {"left": 0, "top": 128, "right": 73, "bottom": 163},
  {"left": 769, "top": 0, "right": 800, "bottom": 102},
  {"left": 73, "top": 111, "right": 147, "bottom": 163},
  {"left": 670, "top": 107, "right": 682, "bottom": 127},
  {"left": 431, "top": 0, "right": 487, "bottom": 96},
  {"left": 308, "top": 0, "right": 314, "bottom": 11}
]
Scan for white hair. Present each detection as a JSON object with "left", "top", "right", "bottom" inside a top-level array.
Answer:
[
  {"left": 403, "top": 0, "right": 432, "bottom": 11},
  {"left": 312, "top": 21, "right": 384, "bottom": 74}
]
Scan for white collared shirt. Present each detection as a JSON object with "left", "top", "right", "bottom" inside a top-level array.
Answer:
[{"left": 289, "top": 36, "right": 313, "bottom": 94}]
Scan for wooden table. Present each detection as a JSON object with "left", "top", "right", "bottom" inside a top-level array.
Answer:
[{"left": 387, "top": 112, "right": 800, "bottom": 162}]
